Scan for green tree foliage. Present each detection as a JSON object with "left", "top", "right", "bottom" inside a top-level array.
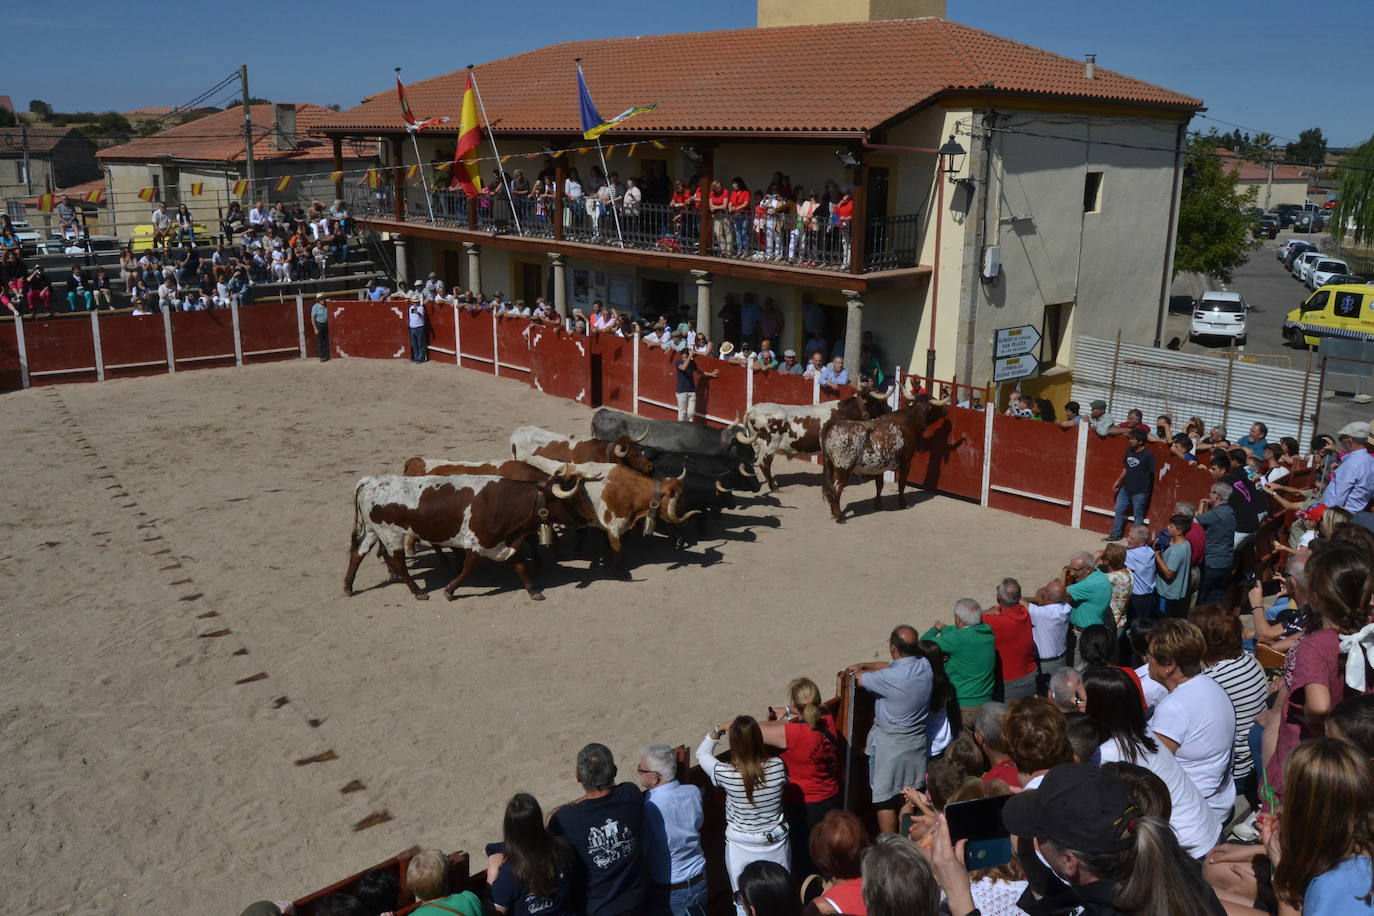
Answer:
[
  {"left": 0, "top": 106, "right": 15, "bottom": 128},
  {"left": 1174, "top": 150, "right": 1260, "bottom": 283},
  {"left": 28, "top": 99, "right": 53, "bottom": 118},
  {"left": 1332, "top": 134, "right": 1374, "bottom": 246},
  {"left": 1285, "top": 127, "right": 1328, "bottom": 165}
]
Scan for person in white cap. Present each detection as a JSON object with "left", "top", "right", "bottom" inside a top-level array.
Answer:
[{"left": 1321, "top": 420, "right": 1374, "bottom": 512}]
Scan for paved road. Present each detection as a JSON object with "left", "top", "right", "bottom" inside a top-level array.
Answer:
[{"left": 1163, "top": 229, "right": 1372, "bottom": 438}]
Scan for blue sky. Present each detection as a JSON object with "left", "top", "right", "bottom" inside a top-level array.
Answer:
[{"left": 6, "top": 1, "right": 1371, "bottom": 147}]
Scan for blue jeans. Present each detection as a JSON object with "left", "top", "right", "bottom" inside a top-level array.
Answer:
[
  {"left": 1110, "top": 488, "right": 1150, "bottom": 538},
  {"left": 409, "top": 326, "right": 428, "bottom": 362},
  {"left": 646, "top": 877, "right": 707, "bottom": 916},
  {"left": 733, "top": 215, "right": 750, "bottom": 253}
]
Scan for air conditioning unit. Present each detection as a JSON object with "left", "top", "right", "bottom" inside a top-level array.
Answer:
[{"left": 982, "top": 245, "right": 1001, "bottom": 280}]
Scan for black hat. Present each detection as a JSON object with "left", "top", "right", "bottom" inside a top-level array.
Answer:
[{"left": 1002, "top": 764, "right": 1138, "bottom": 855}]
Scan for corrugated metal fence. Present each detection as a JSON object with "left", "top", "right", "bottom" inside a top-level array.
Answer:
[{"left": 1072, "top": 335, "right": 1317, "bottom": 443}]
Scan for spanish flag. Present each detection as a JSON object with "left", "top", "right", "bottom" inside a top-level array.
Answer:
[
  {"left": 275, "top": 175, "right": 294, "bottom": 192},
  {"left": 364, "top": 168, "right": 383, "bottom": 189},
  {"left": 84, "top": 188, "right": 106, "bottom": 203},
  {"left": 36, "top": 193, "right": 55, "bottom": 212},
  {"left": 190, "top": 182, "right": 204, "bottom": 196},
  {"left": 404, "top": 164, "right": 419, "bottom": 179},
  {"left": 452, "top": 72, "right": 483, "bottom": 196},
  {"left": 576, "top": 64, "right": 656, "bottom": 140},
  {"left": 328, "top": 170, "right": 344, "bottom": 183},
  {"left": 138, "top": 187, "right": 157, "bottom": 202},
  {"left": 232, "top": 179, "right": 249, "bottom": 196}
]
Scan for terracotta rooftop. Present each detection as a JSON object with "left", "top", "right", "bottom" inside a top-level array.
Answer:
[
  {"left": 326, "top": 18, "right": 1201, "bottom": 136},
  {"left": 1214, "top": 150, "right": 1308, "bottom": 182},
  {"left": 96, "top": 104, "right": 341, "bottom": 164},
  {"left": 0, "top": 126, "right": 88, "bottom": 156}
]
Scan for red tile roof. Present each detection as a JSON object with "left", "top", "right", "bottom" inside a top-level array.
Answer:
[
  {"left": 326, "top": 18, "right": 1201, "bottom": 136},
  {"left": 96, "top": 104, "right": 341, "bottom": 164},
  {"left": 1214, "top": 150, "right": 1307, "bottom": 182},
  {"left": 0, "top": 126, "right": 88, "bottom": 155}
]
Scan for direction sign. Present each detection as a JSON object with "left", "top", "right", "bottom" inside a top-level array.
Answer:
[
  {"left": 993, "top": 354, "right": 1039, "bottom": 383},
  {"left": 993, "top": 325, "right": 1042, "bottom": 359}
]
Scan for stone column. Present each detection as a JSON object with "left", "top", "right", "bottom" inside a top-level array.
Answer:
[
  {"left": 463, "top": 242, "right": 481, "bottom": 297},
  {"left": 691, "top": 270, "right": 712, "bottom": 340},
  {"left": 394, "top": 236, "right": 409, "bottom": 286},
  {"left": 548, "top": 252, "right": 567, "bottom": 319},
  {"left": 842, "top": 289, "right": 863, "bottom": 377}
]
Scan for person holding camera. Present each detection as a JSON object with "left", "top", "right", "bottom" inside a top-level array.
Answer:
[{"left": 407, "top": 295, "right": 429, "bottom": 363}]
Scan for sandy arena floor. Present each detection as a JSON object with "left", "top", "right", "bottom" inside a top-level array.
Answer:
[{"left": 0, "top": 358, "right": 1099, "bottom": 914}]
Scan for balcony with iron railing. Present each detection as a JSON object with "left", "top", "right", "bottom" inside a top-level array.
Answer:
[{"left": 349, "top": 185, "right": 922, "bottom": 277}]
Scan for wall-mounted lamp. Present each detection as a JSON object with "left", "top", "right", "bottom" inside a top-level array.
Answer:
[
  {"left": 939, "top": 135, "right": 976, "bottom": 191},
  {"left": 682, "top": 145, "right": 703, "bottom": 164},
  {"left": 834, "top": 148, "right": 862, "bottom": 169}
]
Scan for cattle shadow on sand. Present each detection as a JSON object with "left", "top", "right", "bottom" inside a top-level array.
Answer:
[{"left": 836, "top": 480, "right": 939, "bottom": 521}]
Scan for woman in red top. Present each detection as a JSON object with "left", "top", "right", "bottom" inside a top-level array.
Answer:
[
  {"left": 804, "top": 810, "right": 870, "bottom": 914},
  {"left": 760, "top": 677, "right": 840, "bottom": 876},
  {"left": 709, "top": 181, "right": 732, "bottom": 255},
  {"left": 728, "top": 178, "right": 752, "bottom": 256},
  {"left": 669, "top": 179, "right": 691, "bottom": 237}
]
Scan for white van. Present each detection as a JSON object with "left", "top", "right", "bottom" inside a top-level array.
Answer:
[{"left": 1190, "top": 291, "right": 1248, "bottom": 345}]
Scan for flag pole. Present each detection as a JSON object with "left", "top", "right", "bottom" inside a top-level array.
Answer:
[
  {"left": 467, "top": 64, "right": 523, "bottom": 236},
  {"left": 396, "top": 68, "right": 436, "bottom": 222},
  {"left": 576, "top": 60, "right": 624, "bottom": 249}
]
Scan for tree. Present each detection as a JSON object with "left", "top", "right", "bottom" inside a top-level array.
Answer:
[
  {"left": 1243, "top": 132, "right": 1278, "bottom": 162},
  {"left": 0, "top": 106, "right": 15, "bottom": 128},
  {"left": 28, "top": 99, "right": 53, "bottom": 119},
  {"left": 1332, "top": 134, "right": 1374, "bottom": 246},
  {"left": 1285, "top": 127, "right": 1328, "bottom": 165},
  {"left": 1173, "top": 149, "right": 1260, "bottom": 283}
]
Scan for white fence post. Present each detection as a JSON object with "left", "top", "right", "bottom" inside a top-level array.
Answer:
[
  {"left": 979, "top": 402, "right": 994, "bottom": 507},
  {"left": 453, "top": 302, "right": 462, "bottom": 367},
  {"left": 746, "top": 356, "right": 755, "bottom": 411},
  {"left": 295, "top": 294, "right": 306, "bottom": 358},
  {"left": 15, "top": 314, "right": 29, "bottom": 389},
  {"left": 162, "top": 308, "right": 176, "bottom": 373},
  {"left": 632, "top": 333, "right": 640, "bottom": 415},
  {"left": 1070, "top": 418, "right": 1089, "bottom": 528},
  {"left": 229, "top": 300, "right": 244, "bottom": 367},
  {"left": 492, "top": 310, "right": 500, "bottom": 377},
  {"left": 90, "top": 309, "right": 105, "bottom": 382},
  {"left": 812, "top": 367, "right": 820, "bottom": 405}
]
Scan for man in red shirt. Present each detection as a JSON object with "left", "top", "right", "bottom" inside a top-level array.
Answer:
[
  {"left": 727, "top": 179, "right": 752, "bottom": 255},
  {"left": 833, "top": 190, "right": 855, "bottom": 269},
  {"left": 983, "top": 577, "right": 1038, "bottom": 700}
]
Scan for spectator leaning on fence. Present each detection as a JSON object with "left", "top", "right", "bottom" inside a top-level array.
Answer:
[
  {"left": 1322, "top": 421, "right": 1374, "bottom": 513},
  {"left": 638, "top": 745, "right": 706, "bottom": 916},
  {"left": 983, "top": 578, "right": 1038, "bottom": 701},
  {"left": 923, "top": 599, "right": 996, "bottom": 727}
]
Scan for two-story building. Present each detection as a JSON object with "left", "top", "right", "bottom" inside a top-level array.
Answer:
[
  {"left": 96, "top": 103, "right": 371, "bottom": 238},
  {"left": 321, "top": 14, "right": 1201, "bottom": 397},
  {"left": 0, "top": 127, "right": 101, "bottom": 220}
]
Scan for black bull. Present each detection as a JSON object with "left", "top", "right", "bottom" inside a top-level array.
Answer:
[{"left": 591, "top": 408, "right": 757, "bottom": 467}]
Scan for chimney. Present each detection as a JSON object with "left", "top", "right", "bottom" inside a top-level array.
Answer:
[
  {"left": 272, "top": 103, "right": 298, "bottom": 151},
  {"left": 1084, "top": 54, "right": 1096, "bottom": 80}
]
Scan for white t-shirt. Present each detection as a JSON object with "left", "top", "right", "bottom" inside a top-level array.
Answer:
[
  {"left": 1028, "top": 602, "right": 1073, "bottom": 660},
  {"left": 1134, "top": 664, "right": 1170, "bottom": 716},
  {"left": 927, "top": 707, "right": 952, "bottom": 757},
  {"left": 1098, "top": 737, "right": 1220, "bottom": 856},
  {"left": 408, "top": 303, "right": 427, "bottom": 328},
  {"left": 1152, "top": 674, "right": 1236, "bottom": 819}
]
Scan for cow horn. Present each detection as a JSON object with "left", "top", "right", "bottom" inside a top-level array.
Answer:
[
  {"left": 643, "top": 515, "right": 656, "bottom": 536},
  {"left": 902, "top": 377, "right": 915, "bottom": 399},
  {"left": 868, "top": 388, "right": 888, "bottom": 400},
  {"left": 675, "top": 467, "right": 687, "bottom": 481},
  {"left": 715, "top": 480, "right": 728, "bottom": 494},
  {"left": 932, "top": 398, "right": 949, "bottom": 406},
  {"left": 631, "top": 426, "right": 649, "bottom": 442},
  {"left": 738, "top": 462, "right": 756, "bottom": 479},
  {"left": 613, "top": 442, "right": 628, "bottom": 458},
  {"left": 551, "top": 477, "right": 579, "bottom": 499},
  {"left": 735, "top": 429, "right": 757, "bottom": 445}
]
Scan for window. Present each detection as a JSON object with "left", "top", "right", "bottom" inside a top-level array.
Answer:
[
  {"left": 1083, "top": 171, "right": 1103, "bottom": 213},
  {"left": 1042, "top": 301, "right": 1073, "bottom": 367}
]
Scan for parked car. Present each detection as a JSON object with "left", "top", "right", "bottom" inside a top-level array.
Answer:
[
  {"left": 1321, "top": 273, "right": 1371, "bottom": 287},
  {"left": 1278, "top": 238, "right": 1309, "bottom": 262},
  {"left": 1293, "top": 250, "right": 1325, "bottom": 283},
  {"left": 1285, "top": 284, "right": 1374, "bottom": 347},
  {"left": 1283, "top": 240, "right": 1319, "bottom": 269},
  {"left": 1294, "top": 210, "right": 1326, "bottom": 233},
  {"left": 1190, "top": 290, "right": 1248, "bottom": 345},
  {"left": 1255, "top": 213, "right": 1280, "bottom": 239},
  {"left": 1307, "top": 257, "right": 1351, "bottom": 290},
  {"left": 1274, "top": 203, "right": 1304, "bottom": 228}
]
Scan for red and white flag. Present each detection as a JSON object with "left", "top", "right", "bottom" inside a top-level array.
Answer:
[{"left": 397, "top": 74, "right": 450, "bottom": 132}]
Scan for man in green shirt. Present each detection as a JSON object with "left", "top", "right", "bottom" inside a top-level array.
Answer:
[
  {"left": 923, "top": 599, "right": 996, "bottom": 727},
  {"left": 1065, "top": 550, "right": 1112, "bottom": 666},
  {"left": 1154, "top": 514, "right": 1194, "bottom": 618}
]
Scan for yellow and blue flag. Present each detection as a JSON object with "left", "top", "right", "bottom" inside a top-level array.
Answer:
[{"left": 576, "top": 64, "right": 655, "bottom": 141}]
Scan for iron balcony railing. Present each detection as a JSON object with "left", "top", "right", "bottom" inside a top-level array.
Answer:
[{"left": 350, "top": 187, "right": 920, "bottom": 273}]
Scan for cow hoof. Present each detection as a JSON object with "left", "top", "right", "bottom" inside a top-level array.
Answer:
[
  {"left": 443, "top": 589, "right": 457, "bottom": 601},
  {"left": 415, "top": 592, "right": 431, "bottom": 601},
  {"left": 834, "top": 516, "right": 847, "bottom": 525},
  {"left": 529, "top": 591, "right": 546, "bottom": 601},
  {"left": 343, "top": 587, "right": 353, "bottom": 597}
]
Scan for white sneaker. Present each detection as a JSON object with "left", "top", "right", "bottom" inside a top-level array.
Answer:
[{"left": 1229, "top": 811, "right": 1259, "bottom": 842}]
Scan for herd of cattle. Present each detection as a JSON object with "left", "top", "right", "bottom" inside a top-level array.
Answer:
[{"left": 344, "top": 381, "right": 949, "bottom": 600}]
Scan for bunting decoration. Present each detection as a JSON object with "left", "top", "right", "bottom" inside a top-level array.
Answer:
[
  {"left": 275, "top": 175, "right": 294, "bottom": 192},
  {"left": 35, "top": 193, "right": 54, "bottom": 212},
  {"left": 451, "top": 73, "right": 483, "bottom": 196},
  {"left": 138, "top": 187, "right": 157, "bottom": 202},
  {"left": 84, "top": 188, "right": 106, "bottom": 203},
  {"left": 328, "top": 170, "right": 344, "bottom": 183},
  {"left": 576, "top": 64, "right": 656, "bottom": 140},
  {"left": 364, "top": 168, "right": 383, "bottom": 189},
  {"left": 627, "top": 143, "right": 638, "bottom": 158},
  {"left": 651, "top": 140, "right": 667, "bottom": 150},
  {"left": 396, "top": 72, "right": 450, "bottom": 132},
  {"left": 232, "top": 179, "right": 249, "bottom": 196},
  {"left": 190, "top": 182, "right": 204, "bottom": 196},
  {"left": 404, "top": 164, "right": 419, "bottom": 179}
]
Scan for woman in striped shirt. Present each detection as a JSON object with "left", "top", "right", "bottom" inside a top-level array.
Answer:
[
  {"left": 1192, "top": 605, "right": 1269, "bottom": 806},
  {"left": 698, "top": 716, "right": 789, "bottom": 913}
]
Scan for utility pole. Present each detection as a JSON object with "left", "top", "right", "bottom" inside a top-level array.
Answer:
[
  {"left": 20, "top": 121, "right": 32, "bottom": 195},
  {"left": 240, "top": 64, "right": 256, "bottom": 190}
]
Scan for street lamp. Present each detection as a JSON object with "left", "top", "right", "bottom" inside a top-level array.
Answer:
[
  {"left": 939, "top": 135, "right": 968, "bottom": 185},
  {"left": 834, "top": 148, "right": 862, "bottom": 169}
]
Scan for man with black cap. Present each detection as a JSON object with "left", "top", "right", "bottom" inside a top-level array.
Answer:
[{"left": 989, "top": 763, "right": 1225, "bottom": 915}]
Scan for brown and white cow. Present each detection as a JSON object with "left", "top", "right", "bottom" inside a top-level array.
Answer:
[
  {"left": 736, "top": 390, "right": 893, "bottom": 490},
  {"left": 819, "top": 390, "right": 948, "bottom": 523},
  {"left": 344, "top": 473, "right": 594, "bottom": 601},
  {"left": 523, "top": 455, "right": 698, "bottom": 574},
  {"left": 399, "top": 457, "right": 554, "bottom": 557},
  {"left": 510, "top": 427, "right": 654, "bottom": 474}
]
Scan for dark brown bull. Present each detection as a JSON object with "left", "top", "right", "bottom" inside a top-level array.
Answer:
[
  {"left": 820, "top": 393, "right": 948, "bottom": 523},
  {"left": 736, "top": 391, "right": 893, "bottom": 490}
]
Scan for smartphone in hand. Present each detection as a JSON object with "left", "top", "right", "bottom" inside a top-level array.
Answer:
[{"left": 945, "top": 796, "right": 1012, "bottom": 870}]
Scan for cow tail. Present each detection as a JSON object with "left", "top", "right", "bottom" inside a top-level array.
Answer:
[{"left": 349, "top": 480, "right": 367, "bottom": 554}]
